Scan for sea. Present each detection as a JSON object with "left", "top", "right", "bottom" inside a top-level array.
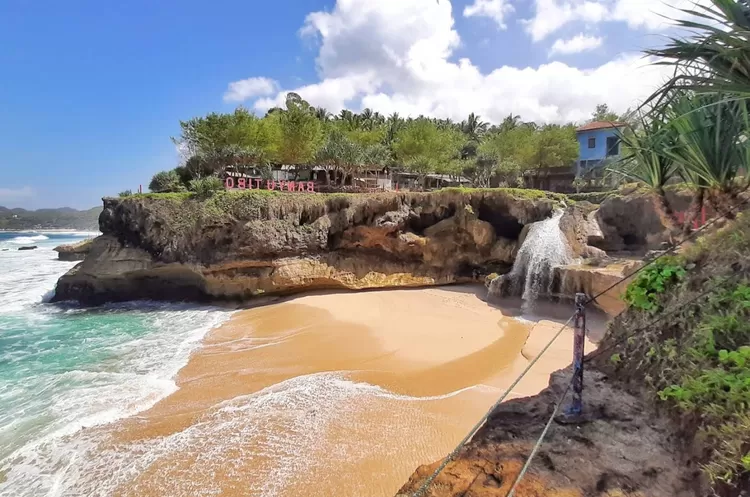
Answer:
[{"left": 0, "top": 231, "right": 231, "bottom": 496}]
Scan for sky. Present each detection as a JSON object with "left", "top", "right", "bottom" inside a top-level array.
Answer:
[{"left": 0, "top": 0, "right": 705, "bottom": 209}]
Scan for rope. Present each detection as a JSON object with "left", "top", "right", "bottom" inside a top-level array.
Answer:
[
  {"left": 584, "top": 195, "right": 750, "bottom": 308},
  {"left": 505, "top": 375, "right": 575, "bottom": 497},
  {"left": 410, "top": 314, "right": 575, "bottom": 497}
]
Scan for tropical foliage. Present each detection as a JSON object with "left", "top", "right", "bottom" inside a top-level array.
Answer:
[
  {"left": 149, "top": 91, "right": 593, "bottom": 192},
  {"left": 611, "top": 0, "right": 750, "bottom": 233}
]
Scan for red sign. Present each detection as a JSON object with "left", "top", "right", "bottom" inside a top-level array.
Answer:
[{"left": 225, "top": 177, "right": 315, "bottom": 193}]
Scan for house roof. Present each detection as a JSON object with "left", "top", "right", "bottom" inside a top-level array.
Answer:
[{"left": 576, "top": 121, "right": 627, "bottom": 132}]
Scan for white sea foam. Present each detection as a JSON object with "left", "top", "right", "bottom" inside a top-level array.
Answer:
[
  {"left": 0, "top": 234, "right": 233, "bottom": 497},
  {"left": 0, "top": 372, "right": 480, "bottom": 497},
  {"left": 7, "top": 235, "right": 49, "bottom": 244}
]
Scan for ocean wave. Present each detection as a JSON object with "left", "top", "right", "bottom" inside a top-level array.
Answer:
[{"left": 8, "top": 235, "right": 49, "bottom": 244}]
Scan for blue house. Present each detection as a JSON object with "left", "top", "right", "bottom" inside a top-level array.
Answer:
[{"left": 575, "top": 121, "right": 626, "bottom": 177}]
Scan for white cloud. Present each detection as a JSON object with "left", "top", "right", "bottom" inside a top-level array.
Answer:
[
  {"left": 0, "top": 186, "right": 33, "bottom": 202},
  {"left": 223, "top": 77, "right": 278, "bottom": 103},
  {"left": 525, "top": 0, "right": 713, "bottom": 41},
  {"left": 230, "top": 0, "right": 673, "bottom": 124},
  {"left": 463, "top": 0, "right": 515, "bottom": 29},
  {"left": 549, "top": 33, "right": 604, "bottom": 55}
]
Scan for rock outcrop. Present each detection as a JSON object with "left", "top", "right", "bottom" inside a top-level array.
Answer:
[
  {"left": 396, "top": 368, "right": 698, "bottom": 497},
  {"left": 54, "top": 239, "right": 93, "bottom": 261},
  {"left": 53, "top": 190, "right": 562, "bottom": 305}
]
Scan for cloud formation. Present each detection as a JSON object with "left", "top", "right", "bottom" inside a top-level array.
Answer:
[
  {"left": 226, "top": 0, "right": 672, "bottom": 124},
  {"left": 549, "top": 33, "right": 604, "bottom": 56},
  {"left": 223, "top": 77, "right": 278, "bottom": 103},
  {"left": 525, "top": 0, "right": 712, "bottom": 41},
  {"left": 463, "top": 0, "right": 515, "bottom": 29}
]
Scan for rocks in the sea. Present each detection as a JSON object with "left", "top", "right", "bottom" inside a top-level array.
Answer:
[
  {"left": 18, "top": 246, "right": 37, "bottom": 251},
  {"left": 53, "top": 238, "right": 93, "bottom": 261}
]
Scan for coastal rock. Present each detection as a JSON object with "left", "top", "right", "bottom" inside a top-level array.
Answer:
[
  {"left": 53, "top": 239, "right": 93, "bottom": 261},
  {"left": 17, "top": 246, "right": 37, "bottom": 251},
  {"left": 560, "top": 202, "right": 608, "bottom": 259},
  {"left": 397, "top": 368, "right": 698, "bottom": 497},
  {"left": 53, "top": 190, "right": 559, "bottom": 305},
  {"left": 594, "top": 188, "right": 692, "bottom": 252},
  {"left": 552, "top": 259, "right": 642, "bottom": 316}
]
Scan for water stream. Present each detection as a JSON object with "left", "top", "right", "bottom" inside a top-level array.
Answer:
[{"left": 489, "top": 211, "right": 573, "bottom": 309}]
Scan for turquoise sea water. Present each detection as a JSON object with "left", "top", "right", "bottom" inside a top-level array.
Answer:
[{"left": 0, "top": 232, "right": 231, "bottom": 496}]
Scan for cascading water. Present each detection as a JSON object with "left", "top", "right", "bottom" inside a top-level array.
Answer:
[{"left": 489, "top": 211, "right": 573, "bottom": 309}]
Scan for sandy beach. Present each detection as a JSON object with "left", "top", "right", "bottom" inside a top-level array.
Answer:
[{"left": 99, "top": 285, "right": 599, "bottom": 497}]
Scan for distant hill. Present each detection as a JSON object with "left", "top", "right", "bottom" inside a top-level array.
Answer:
[{"left": 0, "top": 206, "right": 101, "bottom": 230}]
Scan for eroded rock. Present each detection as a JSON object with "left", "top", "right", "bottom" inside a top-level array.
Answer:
[
  {"left": 53, "top": 239, "right": 93, "bottom": 261},
  {"left": 53, "top": 190, "right": 558, "bottom": 305}
]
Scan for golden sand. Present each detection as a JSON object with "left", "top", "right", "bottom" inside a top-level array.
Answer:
[{"left": 103, "top": 286, "right": 597, "bottom": 497}]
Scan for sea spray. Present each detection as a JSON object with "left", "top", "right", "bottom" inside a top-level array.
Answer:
[{"left": 489, "top": 211, "right": 573, "bottom": 309}]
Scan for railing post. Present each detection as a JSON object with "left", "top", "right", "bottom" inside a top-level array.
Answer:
[{"left": 569, "top": 293, "right": 586, "bottom": 416}]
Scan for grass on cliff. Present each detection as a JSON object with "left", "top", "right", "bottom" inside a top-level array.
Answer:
[{"left": 605, "top": 213, "right": 750, "bottom": 494}]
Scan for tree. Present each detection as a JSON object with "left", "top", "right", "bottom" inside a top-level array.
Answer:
[
  {"left": 460, "top": 112, "right": 489, "bottom": 141},
  {"left": 276, "top": 93, "right": 324, "bottom": 171},
  {"left": 477, "top": 126, "right": 536, "bottom": 186},
  {"left": 149, "top": 170, "right": 184, "bottom": 193},
  {"left": 528, "top": 124, "right": 579, "bottom": 170},
  {"left": 590, "top": 103, "right": 620, "bottom": 122},
  {"left": 172, "top": 107, "right": 278, "bottom": 180},
  {"left": 393, "top": 119, "right": 464, "bottom": 188}
]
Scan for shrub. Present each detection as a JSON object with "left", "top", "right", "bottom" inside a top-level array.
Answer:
[
  {"left": 118, "top": 190, "right": 133, "bottom": 197},
  {"left": 655, "top": 283, "right": 750, "bottom": 487},
  {"left": 189, "top": 176, "right": 224, "bottom": 197},
  {"left": 149, "top": 170, "right": 185, "bottom": 193},
  {"left": 623, "top": 257, "right": 686, "bottom": 312}
]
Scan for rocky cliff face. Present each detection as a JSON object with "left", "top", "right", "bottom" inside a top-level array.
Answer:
[{"left": 53, "top": 190, "right": 564, "bottom": 305}]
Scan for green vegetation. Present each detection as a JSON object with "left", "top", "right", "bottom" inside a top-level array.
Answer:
[
  {"left": 566, "top": 190, "right": 616, "bottom": 204},
  {"left": 188, "top": 177, "right": 224, "bottom": 197},
  {"left": 610, "top": 0, "right": 750, "bottom": 237},
  {"left": 623, "top": 257, "right": 686, "bottom": 312},
  {"left": 140, "top": 89, "right": 627, "bottom": 194},
  {"left": 0, "top": 206, "right": 100, "bottom": 230},
  {"left": 608, "top": 213, "right": 750, "bottom": 494},
  {"left": 646, "top": 0, "right": 750, "bottom": 98},
  {"left": 149, "top": 170, "right": 185, "bottom": 193}
]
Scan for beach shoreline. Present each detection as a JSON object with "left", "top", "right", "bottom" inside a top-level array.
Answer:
[{"left": 94, "top": 285, "right": 599, "bottom": 497}]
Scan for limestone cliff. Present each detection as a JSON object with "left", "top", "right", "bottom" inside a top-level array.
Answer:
[{"left": 53, "top": 189, "right": 563, "bottom": 305}]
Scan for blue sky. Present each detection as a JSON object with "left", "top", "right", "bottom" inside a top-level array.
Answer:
[{"left": 0, "top": 0, "right": 697, "bottom": 209}]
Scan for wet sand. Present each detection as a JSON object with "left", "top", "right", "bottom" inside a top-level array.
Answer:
[{"left": 103, "top": 286, "right": 598, "bottom": 497}]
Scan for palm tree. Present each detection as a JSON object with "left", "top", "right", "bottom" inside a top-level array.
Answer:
[
  {"left": 314, "top": 107, "right": 332, "bottom": 122},
  {"left": 647, "top": 0, "right": 750, "bottom": 99},
  {"left": 460, "top": 112, "right": 489, "bottom": 141},
  {"left": 499, "top": 113, "right": 521, "bottom": 132}
]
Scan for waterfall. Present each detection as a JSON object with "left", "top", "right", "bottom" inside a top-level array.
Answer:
[{"left": 489, "top": 211, "right": 573, "bottom": 308}]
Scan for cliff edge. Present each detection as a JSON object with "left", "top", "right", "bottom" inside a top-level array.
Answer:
[{"left": 53, "top": 189, "right": 566, "bottom": 305}]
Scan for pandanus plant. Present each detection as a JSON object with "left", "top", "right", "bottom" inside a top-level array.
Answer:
[
  {"left": 661, "top": 93, "right": 750, "bottom": 222},
  {"left": 615, "top": 113, "right": 681, "bottom": 232},
  {"left": 647, "top": 0, "right": 750, "bottom": 98}
]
